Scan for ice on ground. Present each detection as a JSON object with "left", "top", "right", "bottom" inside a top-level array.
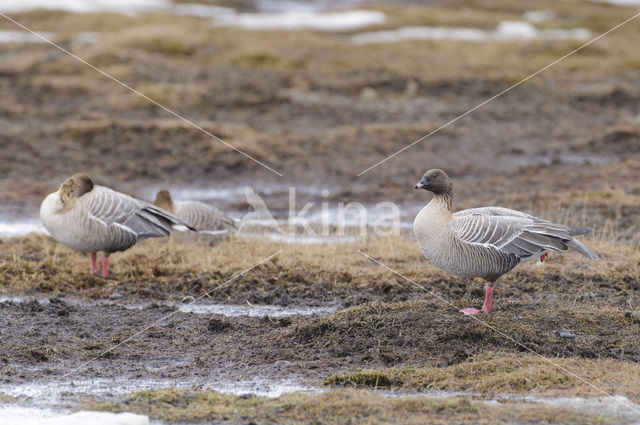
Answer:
[
  {"left": 0, "top": 0, "right": 170, "bottom": 14},
  {"left": 2, "top": 376, "right": 319, "bottom": 408},
  {"left": 0, "top": 408, "right": 148, "bottom": 425},
  {"left": 177, "top": 302, "right": 338, "bottom": 317},
  {"left": 352, "top": 21, "right": 591, "bottom": 44},
  {"left": 174, "top": 3, "right": 387, "bottom": 31},
  {"left": 0, "top": 30, "right": 52, "bottom": 43},
  {"left": 213, "top": 9, "right": 386, "bottom": 31},
  {"left": 596, "top": 0, "right": 640, "bottom": 5},
  {"left": 0, "top": 219, "right": 47, "bottom": 237},
  {"left": 539, "top": 395, "right": 640, "bottom": 421},
  {"left": 0, "top": 0, "right": 386, "bottom": 32}
]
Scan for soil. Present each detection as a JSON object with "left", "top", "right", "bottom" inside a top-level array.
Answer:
[{"left": 1, "top": 292, "right": 638, "bottom": 396}]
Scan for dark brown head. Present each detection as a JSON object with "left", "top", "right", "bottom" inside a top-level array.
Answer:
[
  {"left": 59, "top": 173, "right": 93, "bottom": 206},
  {"left": 414, "top": 169, "right": 453, "bottom": 195},
  {"left": 153, "top": 190, "right": 175, "bottom": 214}
]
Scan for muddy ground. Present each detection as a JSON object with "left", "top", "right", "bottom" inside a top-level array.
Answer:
[{"left": 1, "top": 292, "right": 639, "bottom": 396}]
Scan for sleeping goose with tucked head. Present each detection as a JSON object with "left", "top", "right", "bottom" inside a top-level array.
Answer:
[
  {"left": 153, "top": 190, "right": 238, "bottom": 236},
  {"left": 40, "top": 174, "right": 194, "bottom": 277},
  {"left": 413, "top": 169, "right": 597, "bottom": 315}
]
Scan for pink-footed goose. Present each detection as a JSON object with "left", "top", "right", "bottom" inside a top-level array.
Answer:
[
  {"left": 413, "top": 169, "right": 597, "bottom": 315},
  {"left": 40, "top": 174, "right": 194, "bottom": 277},
  {"left": 153, "top": 190, "right": 238, "bottom": 235}
]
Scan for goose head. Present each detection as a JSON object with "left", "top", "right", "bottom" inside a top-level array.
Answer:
[
  {"left": 154, "top": 190, "right": 175, "bottom": 214},
  {"left": 414, "top": 169, "right": 453, "bottom": 195},
  {"left": 59, "top": 173, "right": 93, "bottom": 206}
]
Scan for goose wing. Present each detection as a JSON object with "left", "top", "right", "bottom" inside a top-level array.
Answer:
[
  {"left": 451, "top": 207, "right": 583, "bottom": 259},
  {"left": 79, "top": 186, "right": 191, "bottom": 238}
]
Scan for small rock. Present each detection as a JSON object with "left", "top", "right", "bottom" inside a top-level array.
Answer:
[
  {"left": 609, "top": 347, "right": 624, "bottom": 356},
  {"left": 207, "top": 318, "right": 231, "bottom": 333},
  {"left": 108, "top": 292, "right": 123, "bottom": 300},
  {"left": 558, "top": 329, "right": 576, "bottom": 339},
  {"left": 624, "top": 312, "right": 640, "bottom": 324},
  {"left": 278, "top": 317, "right": 292, "bottom": 327}
]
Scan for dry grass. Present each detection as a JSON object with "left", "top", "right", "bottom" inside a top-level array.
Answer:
[
  {"left": 327, "top": 353, "right": 640, "bottom": 402},
  {"left": 0, "top": 228, "right": 637, "bottom": 309},
  {"left": 87, "top": 387, "right": 615, "bottom": 424}
]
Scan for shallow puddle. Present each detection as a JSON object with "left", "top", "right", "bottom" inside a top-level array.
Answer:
[
  {"left": 174, "top": 302, "right": 338, "bottom": 317},
  {"left": 0, "top": 296, "right": 339, "bottom": 318}
]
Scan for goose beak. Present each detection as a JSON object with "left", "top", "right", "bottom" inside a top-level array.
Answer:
[{"left": 415, "top": 178, "right": 429, "bottom": 189}]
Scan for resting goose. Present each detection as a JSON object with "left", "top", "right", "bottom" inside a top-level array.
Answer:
[
  {"left": 40, "top": 174, "right": 194, "bottom": 277},
  {"left": 153, "top": 190, "right": 238, "bottom": 235},
  {"left": 413, "top": 169, "right": 597, "bottom": 315}
]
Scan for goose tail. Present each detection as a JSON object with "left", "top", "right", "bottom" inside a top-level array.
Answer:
[{"left": 566, "top": 238, "right": 598, "bottom": 259}]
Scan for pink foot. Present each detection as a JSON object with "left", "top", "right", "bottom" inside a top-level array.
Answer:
[
  {"left": 90, "top": 253, "right": 97, "bottom": 275},
  {"left": 460, "top": 286, "right": 494, "bottom": 315},
  {"left": 101, "top": 256, "right": 109, "bottom": 277}
]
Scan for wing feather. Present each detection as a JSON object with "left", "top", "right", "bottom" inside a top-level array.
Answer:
[
  {"left": 451, "top": 206, "right": 593, "bottom": 260},
  {"left": 78, "top": 186, "right": 193, "bottom": 239}
]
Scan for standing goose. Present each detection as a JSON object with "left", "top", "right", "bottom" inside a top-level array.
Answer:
[
  {"left": 40, "top": 174, "right": 194, "bottom": 277},
  {"left": 413, "top": 169, "right": 597, "bottom": 315},
  {"left": 153, "top": 190, "right": 238, "bottom": 236}
]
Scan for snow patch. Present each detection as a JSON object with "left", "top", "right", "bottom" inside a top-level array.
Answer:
[
  {"left": 352, "top": 21, "right": 591, "bottom": 44},
  {"left": 213, "top": 9, "right": 386, "bottom": 31},
  {"left": 0, "top": 408, "right": 148, "bottom": 425},
  {"left": 0, "top": 219, "right": 47, "bottom": 237},
  {"left": 0, "top": 30, "right": 52, "bottom": 43},
  {"left": 0, "top": 0, "right": 170, "bottom": 14}
]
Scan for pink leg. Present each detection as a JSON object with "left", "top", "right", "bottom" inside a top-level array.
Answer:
[
  {"left": 460, "top": 285, "right": 494, "bottom": 315},
  {"left": 90, "top": 253, "right": 97, "bottom": 275},
  {"left": 101, "top": 255, "right": 109, "bottom": 278}
]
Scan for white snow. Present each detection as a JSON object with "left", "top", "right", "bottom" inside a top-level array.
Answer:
[
  {"left": 352, "top": 21, "right": 591, "bottom": 44},
  {"left": 596, "top": 0, "right": 640, "bottom": 5},
  {"left": 0, "top": 219, "right": 46, "bottom": 237},
  {"left": 0, "top": 30, "right": 52, "bottom": 43},
  {"left": 213, "top": 9, "right": 387, "bottom": 31},
  {"left": 0, "top": 408, "right": 148, "bottom": 425},
  {"left": 0, "top": 1, "right": 386, "bottom": 32},
  {"left": 0, "top": 0, "right": 170, "bottom": 14}
]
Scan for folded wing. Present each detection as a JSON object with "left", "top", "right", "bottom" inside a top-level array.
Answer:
[
  {"left": 80, "top": 186, "right": 194, "bottom": 239},
  {"left": 452, "top": 207, "right": 597, "bottom": 260}
]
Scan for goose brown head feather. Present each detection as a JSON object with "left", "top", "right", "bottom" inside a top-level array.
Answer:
[
  {"left": 153, "top": 190, "right": 175, "bottom": 214},
  {"left": 59, "top": 173, "right": 94, "bottom": 209}
]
